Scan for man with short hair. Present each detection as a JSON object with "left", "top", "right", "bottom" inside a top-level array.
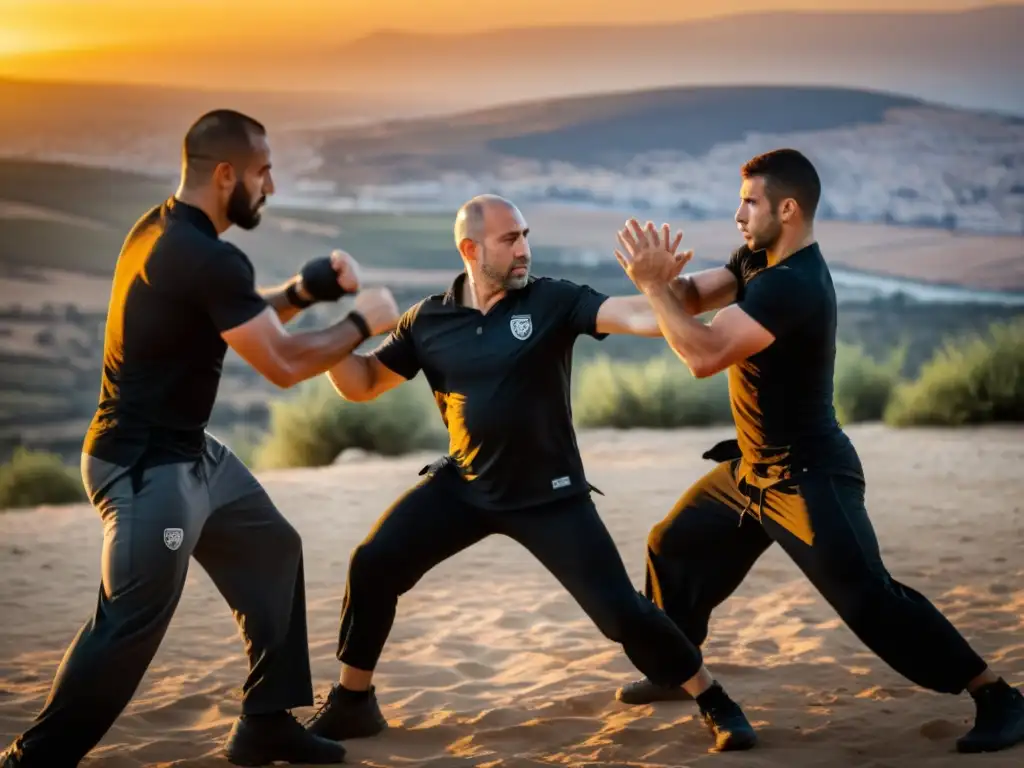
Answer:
[
  {"left": 0, "top": 108, "right": 400, "bottom": 767},
  {"left": 612, "top": 148, "right": 1024, "bottom": 755},
  {"left": 303, "top": 193, "right": 758, "bottom": 753}
]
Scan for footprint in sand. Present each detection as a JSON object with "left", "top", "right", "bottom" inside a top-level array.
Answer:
[
  {"left": 747, "top": 638, "right": 779, "bottom": 654},
  {"left": 919, "top": 718, "right": 960, "bottom": 741},
  {"left": 455, "top": 661, "right": 494, "bottom": 679}
]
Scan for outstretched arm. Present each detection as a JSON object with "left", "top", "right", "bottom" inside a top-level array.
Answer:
[
  {"left": 594, "top": 294, "right": 663, "bottom": 336},
  {"left": 327, "top": 299, "right": 424, "bottom": 401},
  {"left": 595, "top": 264, "right": 743, "bottom": 337}
]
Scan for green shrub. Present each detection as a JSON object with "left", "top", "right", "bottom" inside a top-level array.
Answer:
[
  {"left": 885, "top": 318, "right": 1024, "bottom": 426},
  {"left": 833, "top": 341, "right": 905, "bottom": 424},
  {"left": 251, "top": 376, "right": 446, "bottom": 470},
  {"left": 573, "top": 352, "right": 732, "bottom": 429},
  {"left": 0, "top": 447, "right": 85, "bottom": 509}
]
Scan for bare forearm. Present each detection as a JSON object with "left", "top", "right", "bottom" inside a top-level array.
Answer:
[
  {"left": 259, "top": 278, "right": 308, "bottom": 324},
  {"left": 326, "top": 353, "right": 378, "bottom": 401},
  {"left": 645, "top": 285, "right": 720, "bottom": 376},
  {"left": 278, "top": 316, "right": 367, "bottom": 386},
  {"left": 669, "top": 276, "right": 701, "bottom": 315}
]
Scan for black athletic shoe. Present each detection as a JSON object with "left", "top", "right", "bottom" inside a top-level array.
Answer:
[
  {"left": 305, "top": 684, "right": 388, "bottom": 741},
  {"left": 224, "top": 711, "right": 346, "bottom": 766},
  {"left": 616, "top": 677, "right": 694, "bottom": 705},
  {"left": 695, "top": 683, "right": 757, "bottom": 752},
  {"left": 956, "top": 679, "right": 1024, "bottom": 754}
]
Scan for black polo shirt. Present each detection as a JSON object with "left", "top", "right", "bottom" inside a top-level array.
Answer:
[
  {"left": 724, "top": 242, "right": 859, "bottom": 473},
  {"left": 83, "top": 197, "right": 269, "bottom": 467},
  {"left": 374, "top": 273, "right": 610, "bottom": 510}
]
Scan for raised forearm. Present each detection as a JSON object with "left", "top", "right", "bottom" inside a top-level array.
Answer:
[
  {"left": 259, "top": 277, "right": 310, "bottom": 324},
  {"left": 276, "top": 315, "right": 368, "bottom": 386},
  {"left": 644, "top": 285, "right": 721, "bottom": 377},
  {"left": 669, "top": 275, "right": 701, "bottom": 315}
]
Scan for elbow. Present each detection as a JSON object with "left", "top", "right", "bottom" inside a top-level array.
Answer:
[
  {"left": 668, "top": 347, "right": 719, "bottom": 379},
  {"left": 689, "top": 353, "right": 725, "bottom": 379},
  {"left": 689, "top": 362, "right": 717, "bottom": 379},
  {"left": 325, "top": 371, "right": 376, "bottom": 403},
  {"left": 267, "top": 363, "right": 300, "bottom": 389}
]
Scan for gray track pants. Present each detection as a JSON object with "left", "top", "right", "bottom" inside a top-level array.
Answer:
[{"left": 11, "top": 434, "right": 314, "bottom": 767}]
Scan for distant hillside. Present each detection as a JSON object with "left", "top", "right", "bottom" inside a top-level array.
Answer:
[
  {"left": 2, "top": 7, "right": 1020, "bottom": 116},
  {"left": 325, "top": 6, "right": 1024, "bottom": 116},
  {"left": 302, "top": 84, "right": 1024, "bottom": 236},
  {"left": 0, "top": 78, "right": 424, "bottom": 175},
  {"left": 311, "top": 85, "right": 926, "bottom": 175}
]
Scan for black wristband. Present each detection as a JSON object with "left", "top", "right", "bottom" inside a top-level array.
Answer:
[
  {"left": 347, "top": 310, "right": 371, "bottom": 340},
  {"left": 285, "top": 281, "right": 314, "bottom": 308}
]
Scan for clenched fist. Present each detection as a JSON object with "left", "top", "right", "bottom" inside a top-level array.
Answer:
[
  {"left": 353, "top": 287, "right": 400, "bottom": 336},
  {"left": 299, "top": 249, "right": 362, "bottom": 302}
]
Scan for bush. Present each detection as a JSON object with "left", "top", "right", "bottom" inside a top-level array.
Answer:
[
  {"left": 250, "top": 376, "right": 446, "bottom": 470},
  {"left": 884, "top": 318, "right": 1024, "bottom": 426},
  {"left": 0, "top": 447, "right": 85, "bottom": 509},
  {"left": 833, "top": 341, "right": 905, "bottom": 424},
  {"left": 573, "top": 352, "right": 732, "bottom": 429}
]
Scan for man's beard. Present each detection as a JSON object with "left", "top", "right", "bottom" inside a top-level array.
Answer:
[
  {"left": 749, "top": 215, "right": 783, "bottom": 251},
  {"left": 227, "top": 181, "right": 264, "bottom": 230},
  {"left": 481, "top": 253, "right": 530, "bottom": 290}
]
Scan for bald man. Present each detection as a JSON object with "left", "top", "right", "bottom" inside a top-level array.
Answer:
[
  {"left": 0, "top": 109, "right": 401, "bottom": 768},
  {"left": 303, "top": 195, "right": 758, "bottom": 753}
]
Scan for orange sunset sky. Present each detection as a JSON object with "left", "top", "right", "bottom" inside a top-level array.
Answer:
[{"left": 0, "top": 0, "right": 1017, "bottom": 55}]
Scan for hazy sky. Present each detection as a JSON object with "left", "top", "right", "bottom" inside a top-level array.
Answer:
[{"left": 0, "top": 0, "right": 1017, "bottom": 54}]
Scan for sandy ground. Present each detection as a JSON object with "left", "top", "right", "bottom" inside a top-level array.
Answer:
[{"left": 0, "top": 424, "right": 1022, "bottom": 767}]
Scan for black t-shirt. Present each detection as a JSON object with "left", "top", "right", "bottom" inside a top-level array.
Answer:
[
  {"left": 374, "top": 273, "right": 610, "bottom": 510},
  {"left": 83, "top": 197, "right": 268, "bottom": 466},
  {"left": 725, "top": 242, "right": 859, "bottom": 472}
]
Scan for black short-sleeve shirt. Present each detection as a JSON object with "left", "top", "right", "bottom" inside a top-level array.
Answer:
[
  {"left": 83, "top": 197, "right": 268, "bottom": 466},
  {"left": 724, "top": 243, "right": 856, "bottom": 470},
  {"left": 373, "top": 273, "right": 610, "bottom": 510}
]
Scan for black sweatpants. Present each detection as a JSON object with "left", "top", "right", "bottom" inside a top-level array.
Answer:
[
  {"left": 11, "top": 435, "right": 314, "bottom": 767},
  {"left": 335, "top": 465, "right": 704, "bottom": 687},
  {"left": 645, "top": 450, "right": 988, "bottom": 695}
]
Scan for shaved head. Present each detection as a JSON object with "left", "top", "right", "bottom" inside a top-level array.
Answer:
[
  {"left": 453, "top": 194, "right": 532, "bottom": 291},
  {"left": 182, "top": 109, "right": 266, "bottom": 186},
  {"left": 454, "top": 194, "right": 517, "bottom": 247}
]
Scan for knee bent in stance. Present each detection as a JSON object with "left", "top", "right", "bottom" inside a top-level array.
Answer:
[{"left": 346, "top": 540, "right": 416, "bottom": 598}]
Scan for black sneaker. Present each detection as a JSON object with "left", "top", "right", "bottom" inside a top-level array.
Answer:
[
  {"left": 695, "top": 683, "right": 757, "bottom": 752},
  {"left": 956, "top": 679, "right": 1024, "bottom": 753},
  {"left": 224, "top": 711, "right": 346, "bottom": 766},
  {"left": 616, "top": 677, "right": 694, "bottom": 705},
  {"left": 306, "top": 684, "right": 388, "bottom": 741}
]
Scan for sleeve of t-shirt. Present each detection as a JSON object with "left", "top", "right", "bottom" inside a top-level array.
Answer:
[
  {"left": 724, "top": 245, "right": 752, "bottom": 302},
  {"left": 198, "top": 245, "right": 269, "bottom": 332},
  {"left": 556, "top": 279, "right": 610, "bottom": 340},
  {"left": 371, "top": 302, "right": 422, "bottom": 380},
  {"left": 736, "top": 265, "right": 816, "bottom": 339}
]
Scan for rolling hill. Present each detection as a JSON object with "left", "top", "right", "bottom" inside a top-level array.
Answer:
[
  {"left": 299, "top": 83, "right": 1024, "bottom": 236},
  {"left": 325, "top": 5, "right": 1024, "bottom": 116},
  {"left": 309, "top": 85, "right": 929, "bottom": 178},
  {"left": 2, "top": 7, "right": 1021, "bottom": 116},
  {"left": 0, "top": 78, "right": 433, "bottom": 175}
]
